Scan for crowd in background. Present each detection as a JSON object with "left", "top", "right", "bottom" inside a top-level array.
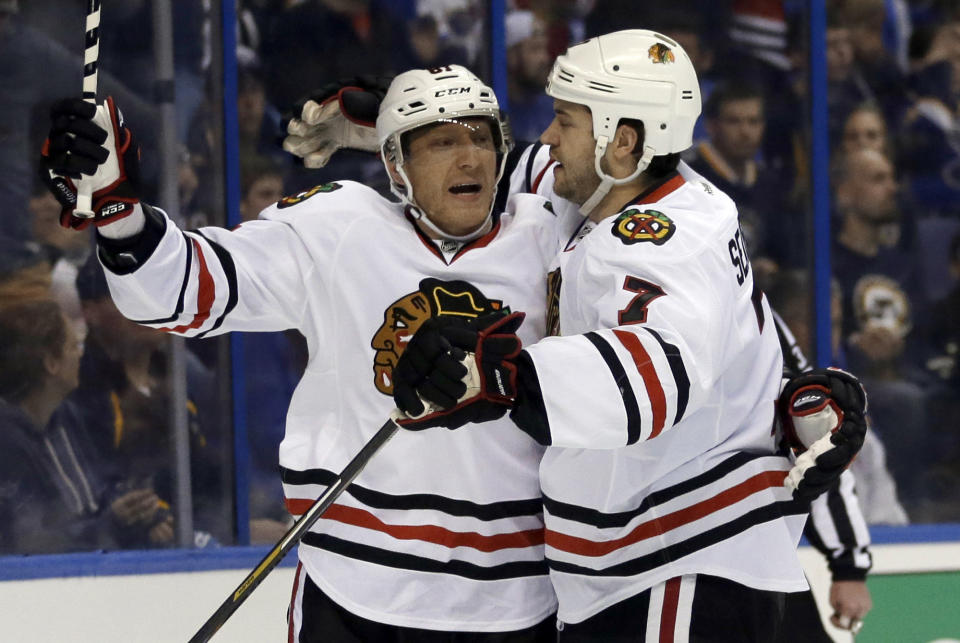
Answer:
[{"left": 1, "top": 0, "right": 959, "bottom": 555}]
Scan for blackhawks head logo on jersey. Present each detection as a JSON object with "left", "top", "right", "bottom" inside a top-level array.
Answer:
[
  {"left": 611, "top": 208, "right": 676, "bottom": 246},
  {"left": 371, "top": 278, "right": 505, "bottom": 395},
  {"left": 276, "top": 182, "right": 342, "bottom": 209}
]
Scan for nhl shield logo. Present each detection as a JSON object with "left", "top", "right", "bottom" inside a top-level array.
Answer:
[
  {"left": 647, "top": 43, "right": 675, "bottom": 64},
  {"left": 611, "top": 209, "right": 676, "bottom": 246}
]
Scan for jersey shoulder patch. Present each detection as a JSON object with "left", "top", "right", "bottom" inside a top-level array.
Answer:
[
  {"left": 610, "top": 207, "right": 676, "bottom": 246},
  {"left": 277, "top": 182, "right": 344, "bottom": 209}
]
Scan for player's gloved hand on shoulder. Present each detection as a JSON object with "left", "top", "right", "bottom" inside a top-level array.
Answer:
[
  {"left": 282, "top": 75, "right": 391, "bottom": 168},
  {"left": 779, "top": 367, "right": 868, "bottom": 501},
  {"left": 40, "top": 96, "right": 141, "bottom": 230},
  {"left": 393, "top": 311, "right": 525, "bottom": 431}
]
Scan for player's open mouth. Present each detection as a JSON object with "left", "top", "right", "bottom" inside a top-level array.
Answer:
[{"left": 449, "top": 183, "right": 482, "bottom": 195}]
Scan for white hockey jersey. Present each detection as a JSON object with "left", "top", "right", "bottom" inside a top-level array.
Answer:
[
  {"left": 508, "top": 150, "right": 809, "bottom": 623},
  {"left": 100, "top": 181, "right": 562, "bottom": 631}
]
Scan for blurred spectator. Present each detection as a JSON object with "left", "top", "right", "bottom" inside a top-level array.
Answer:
[
  {"left": 897, "top": 15, "right": 960, "bottom": 217},
  {"left": 926, "top": 233, "right": 960, "bottom": 387},
  {"left": 837, "top": 104, "right": 908, "bottom": 249},
  {"left": 237, "top": 63, "right": 288, "bottom": 165},
  {"left": 834, "top": 0, "right": 910, "bottom": 126},
  {"left": 505, "top": 10, "right": 554, "bottom": 143},
  {"left": 417, "top": 0, "right": 486, "bottom": 68},
  {"left": 825, "top": 15, "right": 876, "bottom": 142},
  {"left": 29, "top": 183, "right": 91, "bottom": 339},
  {"left": 0, "top": 236, "right": 52, "bottom": 303},
  {"left": 395, "top": 13, "right": 469, "bottom": 72},
  {"left": 831, "top": 148, "right": 931, "bottom": 507},
  {"left": 239, "top": 155, "right": 286, "bottom": 222},
  {"left": 260, "top": 0, "right": 401, "bottom": 110},
  {"left": 0, "top": 1, "right": 157, "bottom": 245},
  {"left": 831, "top": 148, "right": 920, "bottom": 340},
  {"left": 69, "top": 255, "right": 230, "bottom": 545},
  {"left": 685, "top": 80, "right": 800, "bottom": 277},
  {"left": 840, "top": 102, "right": 893, "bottom": 158},
  {"left": 0, "top": 299, "right": 169, "bottom": 553}
]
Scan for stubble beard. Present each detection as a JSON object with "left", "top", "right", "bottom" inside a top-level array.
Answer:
[{"left": 554, "top": 163, "right": 601, "bottom": 207}]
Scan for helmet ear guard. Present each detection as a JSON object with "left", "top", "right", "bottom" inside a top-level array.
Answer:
[
  {"left": 376, "top": 66, "right": 514, "bottom": 241},
  {"left": 545, "top": 29, "right": 702, "bottom": 215}
]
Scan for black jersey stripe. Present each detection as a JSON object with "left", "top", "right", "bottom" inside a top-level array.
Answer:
[
  {"left": 542, "top": 452, "right": 771, "bottom": 529},
  {"left": 281, "top": 466, "right": 543, "bottom": 520},
  {"left": 524, "top": 142, "right": 544, "bottom": 193},
  {"left": 584, "top": 331, "right": 643, "bottom": 444},
  {"left": 192, "top": 232, "right": 239, "bottom": 338},
  {"left": 546, "top": 499, "right": 807, "bottom": 577},
  {"left": 826, "top": 483, "right": 857, "bottom": 547},
  {"left": 642, "top": 327, "right": 690, "bottom": 426},
  {"left": 301, "top": 533, "right": 549, "bottom": 580}
]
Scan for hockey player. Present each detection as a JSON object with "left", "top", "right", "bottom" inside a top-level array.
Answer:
[
  {"left": 40, "top": 66, "right": 562, "bottom": 641},
  {"left": 389, "top": 31, "right": 868, "bottom": 639}
]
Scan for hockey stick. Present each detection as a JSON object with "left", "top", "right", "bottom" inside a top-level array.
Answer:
[
  {"left": 187, "top": 411, "right": 403, "bottom": 643},
  {"left": 74, "top": 0, "right": 101, "bottom": 218}
]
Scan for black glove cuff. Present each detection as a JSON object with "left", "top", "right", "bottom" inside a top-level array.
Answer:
[
  {"left": 97, "top": 203, "right": 167, "bottom": 274},
  {"left": 509, "top": 351, "right": 552, "bottom": 446},
  {"left": 830, "top": 566, "right": 869, "bottom": 582}
]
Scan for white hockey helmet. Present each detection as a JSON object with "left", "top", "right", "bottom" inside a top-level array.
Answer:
[
  {"left": 545, "top": 29, "right": 702, "bottom": 214},
  {"left": 377, "top": 65, "right": 513, "bottom": 241}
]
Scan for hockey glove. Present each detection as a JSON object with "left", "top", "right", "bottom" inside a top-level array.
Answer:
[
  {"left": 40, "top": 96, "right": 141, "bottom": 230},
  {"left": 281, "top": 75, "right": 391, "bottom": 168},
  {"left": 780, "top": 367, "right": 868, "bottom": 501},
  {"left": 393, "top": 311, "right": 525, "bottom": 431}
]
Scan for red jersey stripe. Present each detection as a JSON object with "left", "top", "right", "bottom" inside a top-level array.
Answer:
[
  {"left": 637, "top": 174, "right": 685, "bottom": 205},
  {"left": 283, "top": 500, "right": 545, "bottom": 552},
  {"left": 613, "top": 329, "right": 667, "bottom": 439},
  {"left": 531, "top": 160, "right": 556, "bottom": 194},
  {"left": 161, "top": 239, "right": 215, "bottom": 332},
  {"left": 545, "top": 470, "right": 788, "bottom": 556},
  {"left": 287, "top": 562, "right": 302, "bottom": 643},
  {"left": 659, "top": 576, "right": 682, "bottom": 643}
]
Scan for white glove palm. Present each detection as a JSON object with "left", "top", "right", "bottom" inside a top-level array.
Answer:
[{"left": 282, "top": 87, "right": 382, "bottom": 168}]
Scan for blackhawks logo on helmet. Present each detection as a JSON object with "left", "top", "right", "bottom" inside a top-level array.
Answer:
[
  {"left": 370, "top": 278, "right": 506, "bottom": 395},
  {"left": 647, "top": 43, "right": 675, "bottom": 64},
  {"left": 277, "top": 182, "right": 342, "bottom": 209},
  {"left": 611, "top": 209, "right": 676, "bottom": 246}
]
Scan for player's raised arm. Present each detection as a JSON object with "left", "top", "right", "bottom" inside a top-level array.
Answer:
[{"left": 40, "top": 96, "right": 315, "bottom": 336}]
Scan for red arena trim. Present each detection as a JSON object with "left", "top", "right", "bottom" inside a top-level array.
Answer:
[
  {"left": 613, "top": 329, "right": 667, "bottom": 438},
  {"left": 162, "top": 239, "right": 215, "bottom": 332},
  {"left": 283, "top": 500, "right": 544, "bottom": 551},
  {"left": 545, "top": 470, "right": 789, "bottom": 556}
]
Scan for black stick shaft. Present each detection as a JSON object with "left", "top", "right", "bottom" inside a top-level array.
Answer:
[
  {"left": 75, "top": 0, "right": 101, "bottom": 218},
  {"left": 187, "top": 415, "right": 401, "bottom": 643}
]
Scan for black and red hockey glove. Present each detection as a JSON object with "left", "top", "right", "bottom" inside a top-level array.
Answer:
[
  {"left": 40, "top": 96, "right": 142, "bottom": 230},
  {"left": 393, "top": 311, "right": 525, "bottom": 431},
  {"left": 281, "top": 75, "right": 391, "bottom": 167},
  {"left": 780, "top": 367, "right": 868, "bottom": 501}
]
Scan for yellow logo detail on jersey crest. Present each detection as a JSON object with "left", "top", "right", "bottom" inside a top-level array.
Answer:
[
  {"left": 370, "top": 278, "right": 505, "bottom": 396},
  {"left": 612, "top": 209, "right": 676, "bottom": 246},
  {"left": 648, "top": 43, "right": 675, "bottom": 64},
  {"left": 277, "top": 182, "right": 342, "bottom": 209}
]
